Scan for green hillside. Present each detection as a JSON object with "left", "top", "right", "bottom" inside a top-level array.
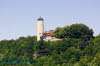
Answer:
[{"left": 0, "top": 24, "right": 100, "bottom": 66}]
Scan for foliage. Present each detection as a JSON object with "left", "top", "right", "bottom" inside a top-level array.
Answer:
[
  {"left": 53, "top": 24, "right": 94, "bottom": 41},
  {"left": 0, "top": 24, "right": 100, "bottom": 66}
]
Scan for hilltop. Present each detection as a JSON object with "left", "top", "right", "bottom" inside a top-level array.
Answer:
[{"left": 0, "top": 24, "right": 100, "bottom": 66}]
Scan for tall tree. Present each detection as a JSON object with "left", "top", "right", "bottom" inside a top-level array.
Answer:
[{"left": 53, "top": 24, "right": 94, "bottom": 41}]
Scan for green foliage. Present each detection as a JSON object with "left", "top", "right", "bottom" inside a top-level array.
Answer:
[
  {"left": 52, "top": 27, "right": 65, "bottom": 38},
  {"left": 53, "top": 24, "right": 94, "bottom": 41},
  {"left": 93, "top": 34, "right": 100, "bottom": 54},
  {"left": 33, "top": 56, "right": 56, "bottom": 66},
  {"left": 0, "top": 24, "right": 100, "bottom": 66}
]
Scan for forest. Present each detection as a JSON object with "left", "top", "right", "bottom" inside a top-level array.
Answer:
[{"left": 0, "top": 24, "right": 100, "bottom": 66}]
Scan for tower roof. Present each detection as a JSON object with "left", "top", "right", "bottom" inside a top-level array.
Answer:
[{"left": 38, "top": 17, "right": 43, "bottom": 21}]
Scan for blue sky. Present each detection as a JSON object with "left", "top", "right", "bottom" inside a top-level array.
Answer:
[{"left": 0, "top": 0, "right": 100, "bottom": 40}]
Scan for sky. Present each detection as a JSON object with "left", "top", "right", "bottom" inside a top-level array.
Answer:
[{"left": 0, "top": 0, "right": 100, "bottom": 40}]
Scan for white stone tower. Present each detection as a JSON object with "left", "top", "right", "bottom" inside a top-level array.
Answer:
[{"left": 37, "top": 17, "right": 44, "bottom": 41}]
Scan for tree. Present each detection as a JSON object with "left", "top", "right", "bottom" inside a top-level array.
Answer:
[
  {"left": 66, "top": 24, "right": 93, "bottom": 41},
  {"left": 33, "top": 56, "right": 56, "bottom": 66},
  {"left": 52, "top": 27, "right": 65, "bottom": 38},
  {"left": 90, "top": 53, "right": 100, "bottom": 66},
  {"left": 93, "top": 34, "right": 100, "bottom": 55},
  {"left": 53, "top": 24, "right": 94, "bottom": 41}
]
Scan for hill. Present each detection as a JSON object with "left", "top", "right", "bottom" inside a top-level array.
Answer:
[{"left": 0, "top": 24, "right": 100, "bottom": 66}]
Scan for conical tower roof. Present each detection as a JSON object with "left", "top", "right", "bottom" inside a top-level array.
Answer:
[{"left": 38, "top": 17, "right": 43, "bottom": 21}]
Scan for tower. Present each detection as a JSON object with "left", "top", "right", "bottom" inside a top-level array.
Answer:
[{"left": 37, "top": 17, "right": 44, "bottom": 41}]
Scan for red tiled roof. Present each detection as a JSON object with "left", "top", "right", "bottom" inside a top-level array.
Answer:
[{"left": 44, "top": 31, "right": 53, "bottom": 36}]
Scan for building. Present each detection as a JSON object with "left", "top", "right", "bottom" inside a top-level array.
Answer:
[
  {"left": 37, "top": 17, "right": 61, "bottom": 41},
  {"left": 43, "top": 30, "right": 54, "bottom": 41}
]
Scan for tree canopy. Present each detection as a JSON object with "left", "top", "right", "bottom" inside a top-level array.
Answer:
[
  {"left": 53, "top": 24, "right": 94, "bottom": 41},
  {"left": 0, "top": 24, "right": 100, "bottom": 66}
]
